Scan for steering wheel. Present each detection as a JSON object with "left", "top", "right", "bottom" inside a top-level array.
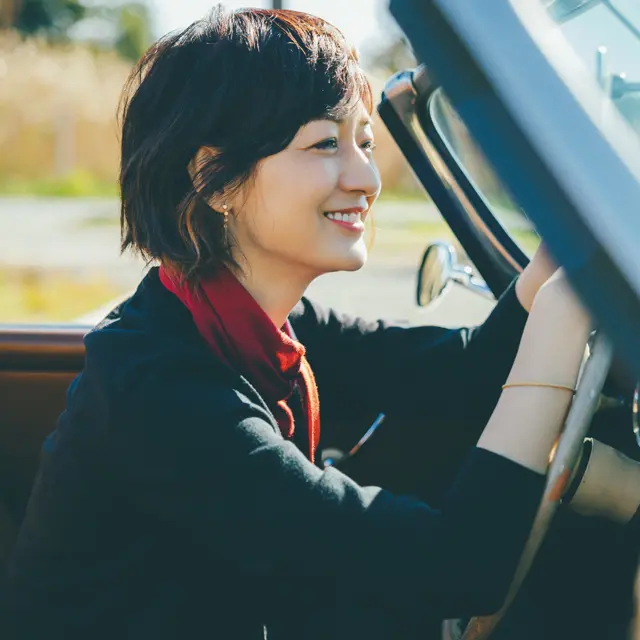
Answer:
[{"left": 442, "top": 332, "right": 614, "bottom": 640}]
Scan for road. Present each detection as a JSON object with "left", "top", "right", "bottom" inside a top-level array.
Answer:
[{"left": 0, "top": 197, "right": 496, "bottom": 327}]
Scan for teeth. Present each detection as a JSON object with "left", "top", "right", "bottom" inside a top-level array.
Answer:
[{"left": 326, "top": 212, "right": 362, "bottom": 223}]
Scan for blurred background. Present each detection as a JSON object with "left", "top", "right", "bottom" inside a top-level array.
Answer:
[
  {"left": 0, "top": 1, "right": 552, "bottom": 326},
  {"left": 0, "top": 0, "right": 461, "bottom": 326},
  {"left": 0, "top": 0, "right": 425, "bottom": 198}
]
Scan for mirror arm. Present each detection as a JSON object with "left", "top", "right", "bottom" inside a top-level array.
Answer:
[
  {"left": 450, "top": 267, "right": 495, "bottom": 300},
  {"left": 612, "top": 75, "right": 640, "bottom": 100}
]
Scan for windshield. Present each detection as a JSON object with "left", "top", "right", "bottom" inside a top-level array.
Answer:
[
  {"left": 545, "top": 0, "right": 640, "bottom": 137},
  {"left": 426, "top": 0, "right": 639, "bottom": 258},
  {"left": 429, "top": 90, "right": 542, "bottom": 256}
]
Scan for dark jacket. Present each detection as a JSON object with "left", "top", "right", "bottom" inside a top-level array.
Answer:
[{"left": 2, "top": 268, "right": 543, "bottom": 639}]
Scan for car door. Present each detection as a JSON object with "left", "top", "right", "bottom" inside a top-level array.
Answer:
[{"left": 0, "top": 325, "right": 85, "bottom": 524}]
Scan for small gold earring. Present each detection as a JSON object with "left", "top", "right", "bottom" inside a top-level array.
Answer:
[{"left": 221, "top": 203, "right": 230, "bottom": 244}]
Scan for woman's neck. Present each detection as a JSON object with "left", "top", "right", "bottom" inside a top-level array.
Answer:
[{"left": 232, "top": 259, "right": 316, "bottom": 329}]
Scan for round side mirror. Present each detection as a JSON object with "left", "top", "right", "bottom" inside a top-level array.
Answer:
[{"left": 416, "top": 242, "right": 455, "bottom": 307}]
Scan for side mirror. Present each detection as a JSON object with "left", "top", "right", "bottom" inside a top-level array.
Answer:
[
  {"left": 416, "top": 242, "right": 454, "bottom": 307},
  {"left": 416, "top": 242, "right": 494, "bottom": 307}
]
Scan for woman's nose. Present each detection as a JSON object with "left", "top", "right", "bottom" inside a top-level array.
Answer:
[{"left": 339, "top": 146, "right": 381, "bottom": 197}]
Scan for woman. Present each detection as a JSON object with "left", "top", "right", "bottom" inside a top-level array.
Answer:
[{"left": 2, "top": 7, "right": 591, "bottom": 640}]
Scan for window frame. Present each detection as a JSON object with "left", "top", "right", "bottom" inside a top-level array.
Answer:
[
  {"left": 379, "top": 66, "right": 527, "bottom": 300},
  {"left": 390, "top": 0, "right": 640, "bottom": 380}
]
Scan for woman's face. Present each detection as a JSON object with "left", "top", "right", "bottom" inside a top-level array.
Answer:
[{"left": 229, "top": 101, "right": 381, "bottom": 283}]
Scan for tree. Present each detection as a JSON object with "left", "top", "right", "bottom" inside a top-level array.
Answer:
[
  {"left": 10, "top": 0, "right": 86, "bottom": 36},
  {"left": 2, "top": 0, "right": 152, "bottom": 63},
  {"left": 0, "top": 0, "right": 21, "bottom": 28},
  {"left": 114, "top": 2, "right": 151, "bottom": 63}
]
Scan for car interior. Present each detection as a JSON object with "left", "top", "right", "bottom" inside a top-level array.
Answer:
[{"left": 2, "top": 0, "right": 640, "bottom": 638}]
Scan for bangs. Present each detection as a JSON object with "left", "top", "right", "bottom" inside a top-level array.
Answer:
[
  {"left": 207, "top": 8, "right": 374, "bottom": 154},
  {"left": 267, "top": 9, "right": 373, "bottom": 123},
  {"left": 324, "top": 62, "right": 373, "bottom": 121}
]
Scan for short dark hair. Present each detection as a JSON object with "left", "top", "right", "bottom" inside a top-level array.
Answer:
[{"left": 119, "top": 5, "right": 372, "bottom": 282}]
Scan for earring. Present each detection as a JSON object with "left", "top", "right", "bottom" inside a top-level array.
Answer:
[{"left": 221, "top": 203, "right": 230, "bottom": 242}]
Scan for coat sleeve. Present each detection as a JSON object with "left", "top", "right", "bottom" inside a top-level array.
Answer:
[
  {"left": 290, "top": 278, "right": 529, "bottom": 445},
  {"left": 116, "top": 366, "right": 544, "bottom": 623}
]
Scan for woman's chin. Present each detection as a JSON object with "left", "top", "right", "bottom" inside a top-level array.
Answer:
[
  {"left": 305, "top": 241, "right": 368, "bottom": 276},
  {"left": 341, "top": 255, "right": 367, "bottom": 272},
  {"left": 320, "top": 248, "right": 368, "bottom": 274}
]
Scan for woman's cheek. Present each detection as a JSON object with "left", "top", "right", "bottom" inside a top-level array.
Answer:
[
  {"left": 309, "top": 155, "right": 342, "bottom": 194},
  {"left": 278, "top": 157, "right": 338, "bottom": 216}
]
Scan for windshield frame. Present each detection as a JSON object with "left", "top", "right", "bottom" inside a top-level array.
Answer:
[
  {"left": 426, "top": 87, "right": 540, "bottom": 259},
  {"left": 390, "top": 0, "right": 640, "bottom": 379}
]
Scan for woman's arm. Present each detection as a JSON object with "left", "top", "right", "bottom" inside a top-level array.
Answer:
[
  {"left": 291, "top": 245, "right": 555, "bottom": 450},
  {"left": 478, "top": 270, "right": 592, "bottom": 471},
  {"left": 111, "top": 272, "right": 588, "bottom": 626},
  {"left": 117, "top": 365, "right": 545, "bottom": 622},
  {"left": 291, "top": 278, "right": 528, "bottom": 448}
]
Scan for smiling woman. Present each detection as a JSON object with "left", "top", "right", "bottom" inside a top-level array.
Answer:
[
  {"left": 119, "top": 7, "right": 377, "bottom": 301},
  {"left": 2, "top": 6, "right": 593, "bottom": 640},
  {"left": 188, "top": 109, "right": 380, "bottom": 315}
]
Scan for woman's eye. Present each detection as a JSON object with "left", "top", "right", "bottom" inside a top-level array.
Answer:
[
  {"left": 312, "top": 138, "right": 338, "bottom": 151},
  {"left": 361, "top": 140, "right": 377, "bottom": 153}
]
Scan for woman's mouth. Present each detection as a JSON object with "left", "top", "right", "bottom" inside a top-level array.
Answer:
[{"left": 324, "top": 210, "right": 366, "bottom": 232}]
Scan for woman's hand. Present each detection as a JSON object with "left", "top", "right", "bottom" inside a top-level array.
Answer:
[
  {"left": 515, "top": 243, "right": 557, "bottom": 312},
  {"left": 513, "top": 268, "right": 592, "bottom": 385},
  {"left": 531, "top": 268, "right": 592, "bottom": 337}
]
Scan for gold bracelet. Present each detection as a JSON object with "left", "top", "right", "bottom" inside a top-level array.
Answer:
[{"left": 501, "top": 382, "right": 576, "bottom": 394}]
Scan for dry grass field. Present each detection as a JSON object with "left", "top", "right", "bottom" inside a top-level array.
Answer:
[
  {"left": 0, "top": 34, "right": 128, "bottom": 189},
  {"left": 0, "top": 33, "right": 421, "bottom": 196}
]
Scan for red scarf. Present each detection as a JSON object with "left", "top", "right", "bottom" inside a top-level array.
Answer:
[{"left": 159, "top": 265, "right": 320, "bottom": 463}]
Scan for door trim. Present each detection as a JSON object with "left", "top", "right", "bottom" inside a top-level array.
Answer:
[{"left": 0, "top": 325, "right": 88, "bottom": 371}]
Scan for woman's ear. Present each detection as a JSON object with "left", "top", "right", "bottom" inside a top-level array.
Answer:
[{"left": 187, "top": 146, "right": 226, "bottom": 210}]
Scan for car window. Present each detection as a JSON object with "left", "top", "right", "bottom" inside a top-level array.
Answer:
[
  {"left": 546, "top": 0, "right": 640, "bottom": 138},
  {"left": 423, "top": 0, "right": 640, "bottom": 260},
  {"left": 428, "top": 89, "right": 542, "bottom": 256}
]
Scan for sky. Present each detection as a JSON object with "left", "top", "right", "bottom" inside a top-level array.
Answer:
[{"left": 149, "top": 0, "right": 395, "bottom": 54}]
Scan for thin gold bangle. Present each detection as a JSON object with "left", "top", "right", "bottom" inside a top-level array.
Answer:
[{"left": 501, "top": 382, "right": 576, "bottom": 394}]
